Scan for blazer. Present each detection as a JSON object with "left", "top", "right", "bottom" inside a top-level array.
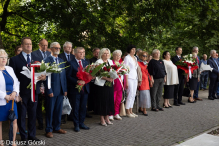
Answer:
[
  {"left": 9, "top": 52, "right": 41, "bottom": 96},
  {"left": 124, "top": 54, "right": 138, "bottom": 80},
  {"left": 58, "top": 53, "right": 74, "bottom": 64},
  {"left": 191, "top": 61, "right": 200, "bottom": 79},
  {"left": 44, "top": 56, "right": 67, "bottom": 97},
  {"left": 207, "top": 57, "right": 219, "bottom": 78},
  {"left": 172, "top": 55, "right": 185, "bottom": 79},
  {"left": 66, "top": 57, "right": 90, "bottom": 94},
  {"left": 32, "top": 49, "right": 51, "bottom": 61},
  {"left": 0, "top": 66, "right": 20, "bottom": 105},
  {"left": 94, "top": 59, "right": 114, "bottom": 86}
]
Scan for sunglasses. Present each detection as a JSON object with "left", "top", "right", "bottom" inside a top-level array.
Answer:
[
  {"left": 52, "top": 47, "right": 61, "bottom": 50},
  {"left": 142, "top": 55, "right": 147, "bottom": 57}
]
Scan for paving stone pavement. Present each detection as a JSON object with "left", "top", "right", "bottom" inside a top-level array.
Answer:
[{"left": 2, "top": 90, "right": 219, "bottom": 146}]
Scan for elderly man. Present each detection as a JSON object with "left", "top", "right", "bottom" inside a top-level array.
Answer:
[
  {"left": 32, "top": 39, "right": 51, "bottom": 130},
  {"left": 192, "top": 47, "right": 202, "bottom": 101},
  {"left": 9, "top": 37, "right": 46, "bottom": 144},
  {"left": 58, "top": 41, "right": 75, "bottom": 123},
  {"left": 58, "top": 41, "right": 74, "bottom": 63},
  {"left": 200, "top": 54, "right": 208, "bottom": 91},
  {"left": 207, "top": 50, "right": 219, "bottom": 100},
  {"left": 67, "top": 47, "right": 90, "bottom": 132},
  {"left": 135, "top": 48, "right": 142, "bottom": 61},
  {"left": 44, "top": 42, "right": 67, "bottom": 138},
  {"left": 32, "top": 39, "right": 51, "bottom": 60},
  {"left": 172, "top": 47, "right": 186, "bottom": 106}
]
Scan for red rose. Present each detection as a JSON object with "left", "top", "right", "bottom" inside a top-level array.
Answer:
[
  {"left": 89, "top": 70, "right": 92, "bottom": 73},
  {"left": 103, "top": 67, "right": 107, "bottom": 71}
]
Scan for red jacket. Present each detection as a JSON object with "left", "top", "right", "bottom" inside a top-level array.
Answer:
[{"left": 138, "top": 62, "right": 151, "bottom": 90}]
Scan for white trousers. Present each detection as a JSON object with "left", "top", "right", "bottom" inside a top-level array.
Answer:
[{"left": 125, "top": 79, "right": 138, "bottom": 109}]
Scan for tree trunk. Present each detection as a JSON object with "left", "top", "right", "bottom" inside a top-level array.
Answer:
[{"left": 0, "top": 26, "right": 4, "bottom": 49}]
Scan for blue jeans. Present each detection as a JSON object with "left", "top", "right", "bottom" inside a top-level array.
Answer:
[{"left": 200, "top": 72, "right": 208, "bottom": 90}]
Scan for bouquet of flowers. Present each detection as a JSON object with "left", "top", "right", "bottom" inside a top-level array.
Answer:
[
  {"left": 175, "top": 54, "right": 198, "bottom": 78},
  {"left": 111, "top": 62, "right": 130, "bottom": 76},
  {"left": 76, "top": 63, "right": 104, "bottom": 92}
]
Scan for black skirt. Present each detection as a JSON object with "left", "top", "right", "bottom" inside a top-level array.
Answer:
[
  {"left": 163, "top": 85, "right": 174, "bottom": 99},
  {"left": 189, "top": 77, "right": 198, "bottom": 90},
  {"left": 94, "top": 83, "right": 115, "bottom": 116}
]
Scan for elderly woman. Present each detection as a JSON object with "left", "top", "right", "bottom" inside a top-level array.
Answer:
[
  {"left": 0, "top": 49, "right": 20, "bottom": 146},
  {"left": 148, "top": 49, "right": 166, "bottom": 112},
  {"left": 108, "top": 50, "right": 123, "bottom": 121},
  {"left": 124, "top": 45, "right": 139, "bottom": 118},
  {"left": 162, "top": 51, "right": 179, "bottom": 108},
  {"left": 138, "top": 51, "right": 151, "bottom": 116},
  {"left": 187, "top": 53, "right": 200, "bottom": 103},
  {"left": 94, "top": 48, "right": 114, "bottom": 126}
]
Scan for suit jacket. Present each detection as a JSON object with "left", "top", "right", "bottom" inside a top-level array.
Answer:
[
  {"left": 172, "top": 55, "right": 185, "bottom": 79},
  {"left": 0, "top": 66, "right": 20, "bottom": 105},
  {"left": 89, "top": 57, "right": 98, "bottom": 64},
  {"left": 9, "top": 52, "right": 42, "bottom": 96},
  {"left": 32, "top": 49, "right": 51, "bottom": 61},
  {"left": 66, "top": 57, "right": 90, "bottom": 94},
  {"left": 58, "top": 53, "right": 74, "bottom": 64},
  {"left": 207, "top": 57, "right": 219, "bottom": 79},
  {"left": 44, "top": 56, "right": 67, "bottom": 97}
]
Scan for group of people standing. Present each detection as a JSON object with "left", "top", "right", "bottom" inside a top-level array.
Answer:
[{"left": 0, "top": 36, "right": 219, "bottom": 146}]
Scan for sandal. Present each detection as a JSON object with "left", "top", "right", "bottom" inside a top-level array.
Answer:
[{"left": 151, "top": 108, "right": 159, "bottom": 112}]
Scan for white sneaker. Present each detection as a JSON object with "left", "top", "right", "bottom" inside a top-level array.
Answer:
[
  {"left": 109, "top": 116, "right": 114, "bottom": 121},
  {"left": 114, "top": 114, "right": 122, "bottom": 120},
  {"left": 127, "top": 114, "right": 135, "bottom": 118},
  {"left": 132, "top": 113, "right": 138, "bottom": 117}
]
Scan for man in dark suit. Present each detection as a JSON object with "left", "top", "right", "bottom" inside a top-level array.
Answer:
[
  {"left": 44, "top": 42, "right": 67, "bottom": 138},
  {"left": 207, "top": 50, "right": 219, "bottom": 100},
  {"left": 9, "top": 37, "right": 46, "bottom": 144},
  {"left": 193, "top": 46, "right": 202, "bottom": 101},
  {"left": 32, "top": 39, "right": 51, "bottom": 130},
  {"left": 58, "top": 41, "right": 74, "bottom": 123},
  {"left": 89, "top": 48, "right": 100, "bottom": 64},
  {"left": 67, "top": 47, "right": 90, "bottom": 132},
  {"left": 32, "top": 39, "right": 51, "bottom": 61},
  {"left": 172, "top": 47, "right": 186, "bottom": 106}
]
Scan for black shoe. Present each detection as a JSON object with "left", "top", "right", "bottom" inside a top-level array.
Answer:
[
  {"left": 61, "top": 120, "right": 66, "bottom": 124},
  {"left": 74, "top": 126, "right": 80, "bottom": 132},
  {"left": 188, "top": 99, "right": 196, "bottom": 103},
  {"left": 38, "top": 125, "right": 43, "bottom": 130},
  {"left": 143, "top": 113, "right": 148, "bottom": 116},
  {"left": 213, "top": 96, "right": 218, "bottom": 99},
  {"left": 86, "top": 113, "right": 92, "bottom": 118},
  {"left": 79, "top": 124, "right": 90, "bottom": 130},
  {"left": 173, "top": 103, "right": 180, "bottom": 106},
  {"left": 168, "top": 105, "right": 173, "bottom": 108},
  {"left": 28, "top": 137, "right": 40, "bottom": 142},
  {"left": 67, "top": 117, "right": 73, "bottom": 121},
  {"left": 158, "top": 108, "right": 164, "bottom": 111},
  {"left": 151, "top": 108, "right": 159, "bottom": 112},
  {"left": 138, "top": 109, "right": 143, "bottom": 113},
  {"left": 217, "top": 95, "right": 219, "bottom": 99},
  {"left": 178, "top": 102, "right": 185, "bottom": 105},
  {"left": 208, "top": 96, "right": 214, "bottom": 100},
  {"left": 163, "top": 103, "right": 169, "bottom": 108}
]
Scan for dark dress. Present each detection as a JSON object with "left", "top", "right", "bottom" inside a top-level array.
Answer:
[
  {"left": 0, "top": 70, "right": 18, "bottom": 121},
  {"left": 93, "top": 63, "right": 115, "bottom": 116},
  {"left": 163, "top": 85, "right": 175, "bottom": 99},
  {"left": 189, "top": 78, "right": 198, "bottom": 90}
]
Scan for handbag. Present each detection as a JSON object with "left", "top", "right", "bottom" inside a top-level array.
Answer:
[
  {"left": 119, "top": 91, "right": 126, "bottom": 117},
  {"left": 62, "top": 96, "right": 72, "bottom": 115}
]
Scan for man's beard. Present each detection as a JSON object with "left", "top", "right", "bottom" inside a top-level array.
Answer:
[{"left": 54, "top": 51, "right": 60, "bottom": 55}]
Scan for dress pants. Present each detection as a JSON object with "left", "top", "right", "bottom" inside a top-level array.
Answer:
[
  {"left": 174, "top": 75, "right": 184, "bottom": 104},
  {"left": 150, "top": 78, "right": 164, "bottom": 109},
  {"left": 125, "top": 79, "right": 138, "bottom": 109},
  {"left": 209, "top": 77, "right": 218, "bottom": 97},
  {"left": 45, "top": 93, "right": 63, "bottom": 133},
  {"left": 87, "top": 81, "right": 95, "bottom": 111},
  {"left": 72, "top": 92, "right": 88, "bottom": 127},
  {"left": 17, "top": 94, "right": 38, "bottom": 140},
  {"left": 114, "top": 88, "right": 123, "bottom": 115},
  {"left": 200, "top": 72, "right": 208, "bottom": 90},
  {"left": 36, "top": 94, "right": 44, "bottom": 127}
]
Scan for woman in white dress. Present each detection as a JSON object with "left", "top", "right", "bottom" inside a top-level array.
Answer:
[{"left": 163, "top": 51, "right": 179, "bottom": 108}]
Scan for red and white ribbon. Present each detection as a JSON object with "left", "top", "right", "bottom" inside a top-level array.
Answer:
[{"left": 30, "top": 64, "right": 40, "bottom": 102}]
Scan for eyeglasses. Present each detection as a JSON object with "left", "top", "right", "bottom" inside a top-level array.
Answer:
[
  {"left": 0, "top": 57, "right": 8, "bottom": 59},
  {"left": 142, "top": 55, "right": 147, "bottom": 57},
  {"left": 52, "top": 47, "right": 61, "bottom": 50}
]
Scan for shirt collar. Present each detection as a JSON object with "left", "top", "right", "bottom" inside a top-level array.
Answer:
[
  {"left": 39, "top": 49, "right": 46, "bottom": 53},
  {"left": 64, "top": 52, "right": 70, "bottom": 56},
  {"left": 177, "top": 55, "right": 181, "bottom": 58},
  {"left": 75, "top": 58, "right": 81, "bottom": 63},
  {"left": 22, "top": 51, "right": 30, "bottom": 56}
]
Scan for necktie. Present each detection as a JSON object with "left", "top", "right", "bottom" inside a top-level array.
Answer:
[
  {"left": 67, "top": 55, "right": 70, "bottom": 61},
  {"left": 179, "top": 56, "right": 181, "bottom": 59},
  {"left": 27, "top": 54, "right": 30, "bottom": 67},
  {"left": 43, "top": 52, "right": 46, "bottom": 59},
  {"left": 79, "top": 60, "right": 83, "bottom": 68},
  {"left": 196, "top": 57, "right": 199, "bottom": 64},
  {"left": 55, "top": 58, "right": 58, "bottom": 64}
]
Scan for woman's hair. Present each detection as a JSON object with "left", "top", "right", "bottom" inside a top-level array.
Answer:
[
  {"left": 126, "top": 44, "right": 136, "bottom": 53},
  {"left": 139, "top": 51, "right": 148, "bottom": 59},
  {"left": 15, "top": 45, "right": 21, "bottom": 54},
  {"left": 0, "top": 49, "right": 8, "bottom": 57},
  {"left": 98, "top": 48, "right": 111, "bottom": 59},
  {"left": 162, "top": 51, "right": 169, "bottom": 59},
  {"left": 112, "top": 50, "right": 122, "bottom": 56}
]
